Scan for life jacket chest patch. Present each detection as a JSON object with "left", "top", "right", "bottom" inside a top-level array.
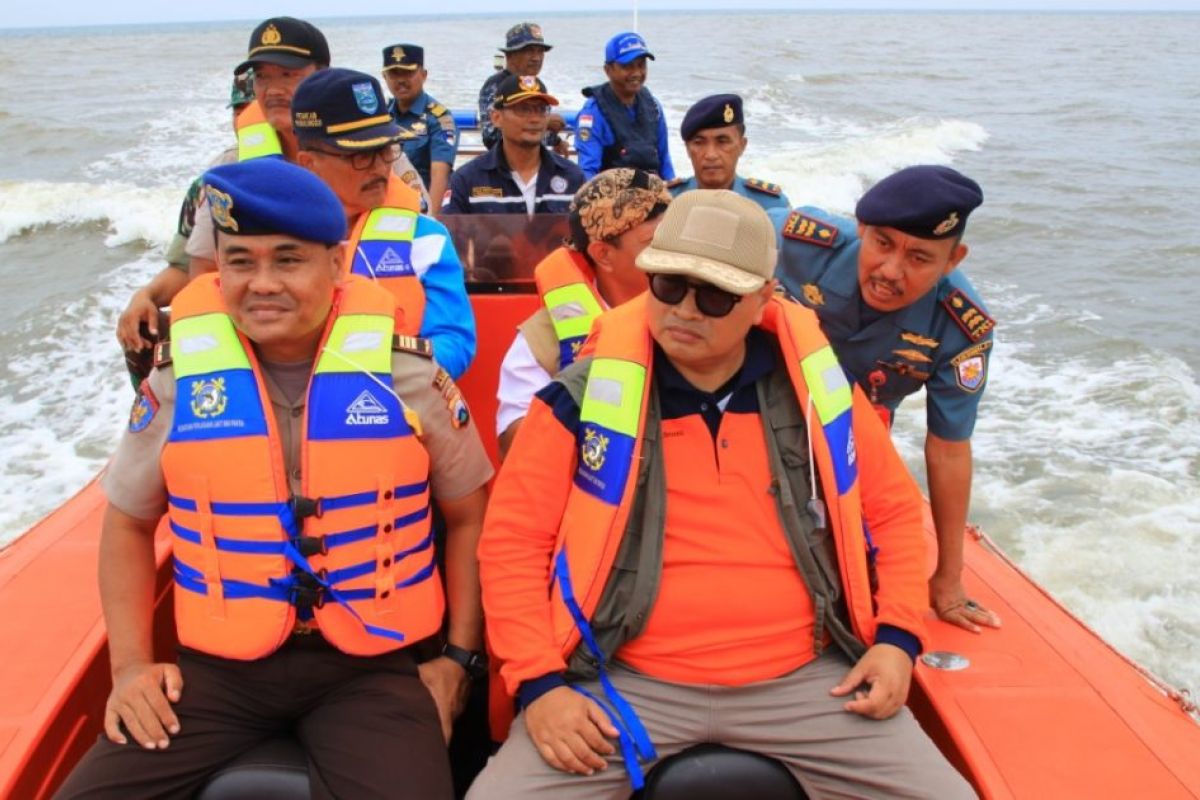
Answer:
[
  {"left": 354, "top": 241, "right": 415, "bottom": 278},
  {"left": 781, "top": 212, "right": 838, "bottom": 247},
  {"left": 308, "top": 375, "right": 405, "bottom": 440}
]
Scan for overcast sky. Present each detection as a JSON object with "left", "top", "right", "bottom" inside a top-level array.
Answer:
[{"left": 2, "top": 0, "right": 1197, "bottom": 30}]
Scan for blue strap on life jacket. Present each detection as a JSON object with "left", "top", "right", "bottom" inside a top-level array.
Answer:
[{"left": 553, "top": 548, "right": 657, "bottom": 790}]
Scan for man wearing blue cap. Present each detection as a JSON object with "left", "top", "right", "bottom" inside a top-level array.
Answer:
[
  {"left": 55, "top": 158, "right": 492, "bottom": 799},
  {"left": 773, "top": 165, "right": 1001, "bottom": 634},
  {"left": 292, "top": 68, "right": 476, "bottom": 379},
  {"left": 670, "top": 93, "right": 789, "bottom": 212},
  {"left": 575, "top": 32, "right": 674, "bottom": 181},
  {"left": 382, "top": 44, "right": 458, "bottom": 216}
]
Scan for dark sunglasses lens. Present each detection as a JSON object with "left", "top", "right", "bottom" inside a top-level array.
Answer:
[
  {"left": 694, "top": 285, "right": 740, "bottom": 317},
  {"left": 649, "top": 274, "right": 689, "bottom": 305}
]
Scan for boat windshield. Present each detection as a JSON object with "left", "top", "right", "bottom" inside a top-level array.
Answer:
[{"left": 440, "top": 213, "right": 570, "bottom": 294}]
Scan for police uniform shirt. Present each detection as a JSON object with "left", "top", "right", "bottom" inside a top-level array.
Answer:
[
  {"left": 670, "top": 175, "right": 790, "bottom": 213},
  {"left": 441, "top": 143, "right": 583, "bottom": 215},
  {"left": 772, "top": 206, "right": 994, "bottom": 441},
  {"left": 388, "top": 90, "right": 458, "bottom": 189},
  {"left": 105, "top": 352, "right": 494, "bottom": 521}
]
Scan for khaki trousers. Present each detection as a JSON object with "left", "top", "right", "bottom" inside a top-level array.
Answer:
[{"left": 467, "top": 652, "right": 977, "bottom": 800}]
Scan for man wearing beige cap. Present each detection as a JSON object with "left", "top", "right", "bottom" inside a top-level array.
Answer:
[
  {"left": 472, "top": 190, "right": 976, "bottom": 798},
  {"left": 495, "top": 168, "right": 671, "bottom": 457}
]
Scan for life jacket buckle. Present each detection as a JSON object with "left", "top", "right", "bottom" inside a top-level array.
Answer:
[
  {"left": 295, "top": 536, "right": 328, "bottom": 557},
  {"left": 289, "top": 568, "right": 327, "bottom": 610},
  {"left": 290, "top": 494, "right": 324, "bottom": 520}
]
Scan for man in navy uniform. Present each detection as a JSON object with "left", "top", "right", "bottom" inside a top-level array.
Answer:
[
  {"left": 773, "top": 165, "right": 1002, "bottom": 634},
  {"left": 443, "top": 75, "right": 583, "bottom": 216},
  {"left": 669, "top": 94, "right": 789, "bottom": 212},
  {"left": 575, "top": 32, "right": 674, "bottom": 181},
  {"left": 382, "top": 43, "right": 458, "bottom": 215}
]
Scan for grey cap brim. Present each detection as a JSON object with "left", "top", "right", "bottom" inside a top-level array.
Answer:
[
  {"left": 499, "top": 42, "right": 553, "bottom": 53},
  {"left": 636, "top": 246, "right": 766, "bottom": 295}
]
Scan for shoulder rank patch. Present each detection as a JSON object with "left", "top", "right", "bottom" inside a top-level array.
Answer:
[
  {"left": 941, "top": 289, "right": 995, "bottom": 342},
  {"left": 428, "top": 101, "right": 448, "bottom": 117},
  {"left": 393, "top": 334, "right": 434, "bottom": 358},
  {"left": 744, "top": 178, "right": 782, "bottom": 196},
  {"left": 781, "top": 211, "right": 838, "bottom": 247},
  {"left": 951, "top": 340, "right": 992, "bottom": 393},
  {"left": 128, "top": 380, "right": 159, "bottom": 433},
  {"left": 432, "top": 367, "right": 471, "bottom": 429},
  {"left": 152, "top": 340, "right": 172, "bottom": 369}
]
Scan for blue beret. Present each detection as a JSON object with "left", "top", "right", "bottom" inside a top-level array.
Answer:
[
  {"left": 292, "top": 68, "right": 399, "bottom": 151},
  {"left": 855, "top": 165, "right": 983, "bottom": 240},
  {"left": 681, "top": 93, "right": 743, "bottom": 141},
  {"left": 203, "top": 159, "right": 346, "bottom": 245}
]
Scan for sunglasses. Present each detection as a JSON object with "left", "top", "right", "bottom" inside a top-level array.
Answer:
[{"left": 648, "top": 273, "right": 742, "bottom": 318}]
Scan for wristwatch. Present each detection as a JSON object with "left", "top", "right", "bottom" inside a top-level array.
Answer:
[{"left": 442, "top": 643, "right": 489, "bottom": 680}]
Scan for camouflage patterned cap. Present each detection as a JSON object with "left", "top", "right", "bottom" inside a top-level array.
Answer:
[
  {"left": 568, "top": 168, "right": 672, "bottom": 250},
  {"left": 228, "top": 70, "right": 255, "bottom": 109}
]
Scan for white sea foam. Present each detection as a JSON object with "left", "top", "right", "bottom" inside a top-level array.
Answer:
[{"left": 0, "top": 180, "right": 177, "bottom": 248}]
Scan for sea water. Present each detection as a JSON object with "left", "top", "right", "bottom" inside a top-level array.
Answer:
[{"left": 0, "top": 10, "right": 1196, "bottom": 701}]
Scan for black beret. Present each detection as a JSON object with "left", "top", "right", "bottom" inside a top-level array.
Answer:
[
  {"left": 680, "top": 93, "right": 743, "bottom": 141},
  {"left": 855, "top": 165, "right": 983, "bottom": 240}
]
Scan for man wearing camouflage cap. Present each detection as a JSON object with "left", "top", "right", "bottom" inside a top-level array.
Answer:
[
  {"left": 773, "top": 164, "right": 1001, "bottom": 634},
  {"left": 495, "top": 168, "right": 671, "bottom": 456},
  {"left": 478, "top": 22, "right": 563, "bottom": 151},
  {"left": 56, "top": 157, "right": 492, "bottom": 799},
  {"left": 669, "top": 93, "right": 790, "bottom": 212},
  {"left": 473, "top": 190, "right": 975, "bottom": 799}
]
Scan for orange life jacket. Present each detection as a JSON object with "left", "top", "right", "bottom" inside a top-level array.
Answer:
[
  {"left": 162, "top": 273, "right": 443, "bottom": 660},
  {"left": 234, "top": 102, "right": 284, "bottom": 161},
  {"left": 533, "top": 248, "right": 604, "bottom": 370},
  {"left": 343, "top": 175, "right": 426, "bottom": 335},
  {"left": 550, "top": 294, "right": 879, "bottom": 660}
]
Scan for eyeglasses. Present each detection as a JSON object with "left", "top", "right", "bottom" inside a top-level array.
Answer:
[
  {"left": 502, "top": 102, "right": 550, "bottom": 117},
  {"left": 306, "top": 143, "right": 401, "bottom": 170},
  {"left": 648, "top": 273, "right": 743, "bottom": 318}
]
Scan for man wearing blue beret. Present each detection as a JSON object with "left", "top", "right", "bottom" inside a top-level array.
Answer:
[
  {"left": 55, "top": 158, "right": 492, "bottom": 799},
  {"left": 669, "top": 93, "right": 790, "bottom": 212},
  {"left": 382, "top": 44, "right": 459, "bottom": 216},
  {"left": 575, "top": 32, "right": 675, "bottom": 181},
  {"left": 292, "top": 68, "right": 476, "bottom": 379},
  {"left": 773, "top": 165, "right": 1002, "bottom": 634}
]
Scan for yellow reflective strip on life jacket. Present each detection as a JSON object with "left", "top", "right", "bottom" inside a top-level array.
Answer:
[
  {"left": 237, "top": 121, "right": 283, "bottom": 161},
  {"left": 544, "top": 283, "right": 605, "bottom": 343},
  {"left": 800, "top": 345, "right": 853, "bottom": 425},
  {"left": 361, "top": 208, "right": 419, "bottom": 242},
  {"left": 315, "top": 313, "right": 395, "bottom": 375},
  {"left": 171, "top": 313, "right": 253, "bottom": 379},
  {"left": 578, "top": 357, "right": 645, "bottom": 437}
]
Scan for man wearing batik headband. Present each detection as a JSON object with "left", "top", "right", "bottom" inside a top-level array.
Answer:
[
  {"left": 494, "top": 168, "right": 671, "bottom": 457},
  {"left": 773, "top": 165, "right": 999, "bottom": 635},
  {"left": 472, "top": 190, "right": 976, "bottom": 799},
  {"left": 56, "top": 157, "right": 492, "bottom": 800},
  {"left": 443, "top": 74, "right": 583, "bottom": 216}
]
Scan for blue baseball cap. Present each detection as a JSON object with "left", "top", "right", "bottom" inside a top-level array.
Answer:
[
  {"left": 291, "top": 68, "right": 400, "bottom": 151},
  {"left": 203, "top": 159, "right": 347, "bottom": 245},
  {"left": 605, "top": 32, "right": 654, "bottom": 65},
  {"left": 856, "top": 165, "right": 983, "bottom": 240}
]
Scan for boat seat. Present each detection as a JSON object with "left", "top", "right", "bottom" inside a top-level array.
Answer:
[
  {"left": 194, "top": 737, "right": 310, "bottom": 800},
  {"left": 632, "top": 744, "right": 808, "bottom": 800}
]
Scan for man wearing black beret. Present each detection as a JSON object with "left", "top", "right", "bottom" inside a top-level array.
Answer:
[
  {"left": 669, "top": 93, "right": 790, "bottom": 212},
  {"left": 773, "top": 165, "right": 1002, "bottom": 635}
]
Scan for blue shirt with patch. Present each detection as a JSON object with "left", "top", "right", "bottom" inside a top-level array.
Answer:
[
  {"left": 770, "top": 206, "right": 994, "bottom": 441},
  {"left": 670, "top": 175, "right": 790, "bottom": 213},
  {"left": 388, "top": 90, "right": 458, "bottom": 189}
]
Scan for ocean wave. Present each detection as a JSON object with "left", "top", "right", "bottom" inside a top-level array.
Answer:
[{"left": 0, "top": 179, "right": 177, "bottom": 247}]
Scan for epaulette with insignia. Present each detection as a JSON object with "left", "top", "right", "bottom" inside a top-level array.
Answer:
[
  {"left": 744, "top": 178, "right": 782, "bottom": 196},
  {"left": 152, "top": 340, "right": 172, "bottom": 369},
  {"left": 781, "top": 211, "right": 839, "bottom": 248},
  {"left": 941, "top": 289, "right": 995, "bottom": 342},
  {"left": 428, "top": 102, "right": 449, "bottom": 117},
  {"left": 393, "top": 334, "right": 434, "bottom": 358}
]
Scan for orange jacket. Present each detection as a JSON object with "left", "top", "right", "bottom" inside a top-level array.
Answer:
[
  {"left": 533, "top": 247, "right": 604, "bottom": 370},
  {"left": 343, "top": 175, "right": 425, "bottom": 334},
  {"left": 163, "top": 274, "right": 443, "bottom": 659},
  {"left": 480, "top": 295, "right": 929, "bottom": 695}
]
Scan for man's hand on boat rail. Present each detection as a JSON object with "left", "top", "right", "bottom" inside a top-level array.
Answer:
[
  {"left": 116, "top": 288, "right": 161, "bottom": 352},
  {"left": 831, "top": 644, "right": 913, "bottom": 720},
  {"left": 104, "top": 661, "right": 183, "bottom": 750},
  {"left": 930, "top": 573, "right": 1002, "bottom": 634}
]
